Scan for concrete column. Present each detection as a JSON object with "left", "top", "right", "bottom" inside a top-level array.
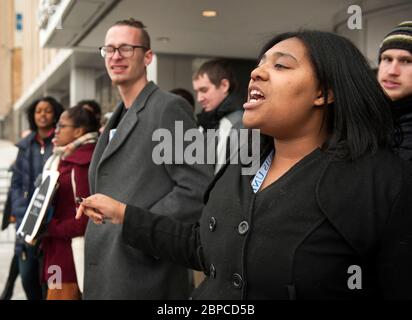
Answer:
[
  {"left": 147, "top": 53, "right": 158, "bottom": 84},
  {"left": 70, "top": 67, "right": 96, "bottom": 107}
]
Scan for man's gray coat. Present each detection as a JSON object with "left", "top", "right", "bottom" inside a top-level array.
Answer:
[{"left": 84, "top": 82, "right": 213, "bottom": 299}]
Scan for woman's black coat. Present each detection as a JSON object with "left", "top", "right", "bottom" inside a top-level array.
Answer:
[{"left": 122, "top": 148, "right": 412, "bottom": 299}]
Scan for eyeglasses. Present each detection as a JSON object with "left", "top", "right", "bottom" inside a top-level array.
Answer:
[
  {"left": 99, "top": 44, "right": 148, "bottom": 58},
  {"left": 56, "top": 123, "right": 76, "bottom": 130}
]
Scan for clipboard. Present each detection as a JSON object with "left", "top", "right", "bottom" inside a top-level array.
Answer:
[{"left": 16, "top": 153, "right": 60, "bottom": 244}]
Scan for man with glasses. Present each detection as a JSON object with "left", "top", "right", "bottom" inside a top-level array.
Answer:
[{"left": 83, "top": 18, "right": 213, "bottom": 299}]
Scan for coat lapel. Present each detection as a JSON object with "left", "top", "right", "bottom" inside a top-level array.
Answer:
[
  {"left": 315, "top": 154, "right": 400, "bottom": 259},
  {"left": 96, "top": 81, "right": 158, "bottom": 167},
  {"left": 98, "top": 107, "right": 139, "bottom": 164},
  {"left": 89, "top": 101, "right": 123, "bottom": 193}
]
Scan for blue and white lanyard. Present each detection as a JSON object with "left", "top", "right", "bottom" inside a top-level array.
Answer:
[
  {"left": 109, "top": 129, "right": 116, "bottom": 142},
  {"left": 251, "top": 150, "right": 274, "bottom": 193}
]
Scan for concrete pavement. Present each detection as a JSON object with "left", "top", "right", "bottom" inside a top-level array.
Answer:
[
  {"left": 0, "top": 240, "right": 26, "bottom": 300},
  {"left": 0, "top": 139, "right": 26, "bottom": 299}
]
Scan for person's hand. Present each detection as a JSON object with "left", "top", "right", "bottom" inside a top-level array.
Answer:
[
  {"left": 9, "top": 215, "right": 16, "bottom": 224},
  {"left": 75, "top": 194, "right": 126, "bottom": 225},
  {"left": 26, "top": 238, "right": 37, "bottom": 246}
]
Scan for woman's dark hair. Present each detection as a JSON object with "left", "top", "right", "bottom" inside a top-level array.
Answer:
[
  {"left": 66, "top": 104, "right": 100, "bottom": 134},
  {"left": 76, "top": 100, "right": 102, "bottom": 124},
  {"left": 259, "top": 31, "right": 393, "bottom": 160},
  {"left": 26, "top": 96, "right": 64, "bottom": 131}
]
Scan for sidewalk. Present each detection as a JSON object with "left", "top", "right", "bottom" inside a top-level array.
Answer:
[
  {"left": 0, "top": 241, "right": 26, "bottom": 300},
  {"left": 0, "top": 139, "right": 25, "bottom": 299},
  {"left": 0, "top": 139, "right": 17, "bottom": 169}
]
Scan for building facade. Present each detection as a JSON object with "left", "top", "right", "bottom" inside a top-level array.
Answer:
[
  {"left": 0, "top": 0, "right": 14, "bottom": 139},
  {"left": 2, "top": 0, "right": 412, "bottom": 141}
]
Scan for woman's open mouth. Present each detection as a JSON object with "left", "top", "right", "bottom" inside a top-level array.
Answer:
[{"left": 244, "top": 87, "right": 265, "bottom": 109}]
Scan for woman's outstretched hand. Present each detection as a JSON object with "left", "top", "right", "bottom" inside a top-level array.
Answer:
[{"left": 75, "top": 193, "right": 126, "bottom": 225}]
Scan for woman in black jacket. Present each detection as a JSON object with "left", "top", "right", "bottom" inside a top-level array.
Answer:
[
  {"left": 10, "top": 96, "right": 64, "bottom": 299},
  {"left": 77, "top": 31, "right": 412, "bottom": 299}
]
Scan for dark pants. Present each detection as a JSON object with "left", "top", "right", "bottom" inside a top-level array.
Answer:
[
  {"left": 18, "top": 245, "right": 43, "bottom": 300},
  {"left": 0, "top": 254, "right": 19, "bottom": 300}
]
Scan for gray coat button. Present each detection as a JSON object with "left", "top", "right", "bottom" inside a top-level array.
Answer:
[
  {"left": 238, "top": 221, "right": 249, "bottom": 235},
  {"left": 232, "top": 273, "right": 243, "bottom": 289},
  {"left": 209, "top": 217, "right": 217, "bottom": 232}
]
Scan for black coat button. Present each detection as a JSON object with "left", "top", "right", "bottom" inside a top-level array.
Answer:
[
  {"left": 209, "top": 217, "right": 217, "bottom": 232},
  {"left": 232, "top": 273, "right": 243, "bottom": 289},
  {"left": 238, "top": 221, "right": 249, "bottom": 235},
  {"left": 210, "top": 263, "right": 216, "bottom": 278}
]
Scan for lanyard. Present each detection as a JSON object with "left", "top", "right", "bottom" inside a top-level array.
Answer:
[
  {"left": 109, "top": 129, "right": 116, "bottom": 142},
  {"left": 251, "top": 150, "right": 274, "bottom": 193}
]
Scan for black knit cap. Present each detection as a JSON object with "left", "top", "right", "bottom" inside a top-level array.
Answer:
[{"left": 379, "top": 21, "right": 412, "bottom": 61}]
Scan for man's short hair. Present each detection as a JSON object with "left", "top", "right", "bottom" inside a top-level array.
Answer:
[
  {"left": 112, "top": 18, "right": 151, "bottom": 50},
  {"left": 193, "top": 59, "right": 238, "bottom": 93}
]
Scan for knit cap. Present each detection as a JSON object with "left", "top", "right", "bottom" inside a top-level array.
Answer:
[{"left": 379, "top": 21, "right": 412, "bottom": 60}]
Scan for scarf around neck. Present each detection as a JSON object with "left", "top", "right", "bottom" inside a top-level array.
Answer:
[
  {"left": 45, "top": 132, "right": 99, "bottom": 171},
  {"left": 196, "top": 93, "right": 243, "bottom": 130}
]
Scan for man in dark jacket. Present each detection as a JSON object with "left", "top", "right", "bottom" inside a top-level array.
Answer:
[
  {"left": 377, "top": 21, "right": 412, "bottom": 161},
  {"left": 193, "top": 59, "right": 244, "bottom": 173}
]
